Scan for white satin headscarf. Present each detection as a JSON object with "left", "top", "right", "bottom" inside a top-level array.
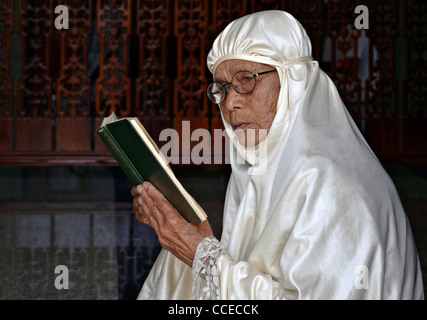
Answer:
[{"left": 138, "top": 10, "right": 424, "bottom": 300}]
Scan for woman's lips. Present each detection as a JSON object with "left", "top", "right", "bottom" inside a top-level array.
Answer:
[{"left": 233, "top": 123, "right": 250, "bottom": 131}]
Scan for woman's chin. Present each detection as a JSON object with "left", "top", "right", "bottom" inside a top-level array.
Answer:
[{"left": 234, "top": 128, "right": 268, "bottom": 147}]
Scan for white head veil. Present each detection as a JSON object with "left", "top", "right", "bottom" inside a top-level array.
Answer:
[{"left": 207, "top": 11, "right": 317, "bottom": 171}]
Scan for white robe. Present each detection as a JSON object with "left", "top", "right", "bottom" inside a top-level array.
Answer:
[{"left": 138, "top": 10, "right": 424, "bottom": 300}]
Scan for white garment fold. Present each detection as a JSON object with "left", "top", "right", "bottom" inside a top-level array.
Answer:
[{"left": 137, "top": 10, "right": 424, "bottom": 300}]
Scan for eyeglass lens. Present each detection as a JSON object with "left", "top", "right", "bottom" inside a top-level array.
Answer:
[{"left": 207, "top": 71, "right": 256, "bottom": 104}]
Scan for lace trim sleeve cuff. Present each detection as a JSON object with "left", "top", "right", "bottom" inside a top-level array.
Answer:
[{"left": 191, "top": 236, "right": 227, "bottom": 300}]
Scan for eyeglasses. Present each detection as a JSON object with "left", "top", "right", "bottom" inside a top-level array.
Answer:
[{"left": 207, "top": 69, "right": 277, "bottom": 105}]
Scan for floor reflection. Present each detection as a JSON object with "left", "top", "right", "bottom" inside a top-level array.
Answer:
[
  {"left": 1, "top": 165, "right": 425, "bottom": 299},
  {"left": 0, "top": 203, "right": 119, "bottom": 299},
  {"left": 115, "top": 205, "right": 161, "bottom": 300}
]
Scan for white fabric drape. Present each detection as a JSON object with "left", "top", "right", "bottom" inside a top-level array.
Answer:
[{"left": 138, "top": 10, "right": 424, "bottom": 300}]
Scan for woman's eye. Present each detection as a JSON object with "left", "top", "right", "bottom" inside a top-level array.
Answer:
[{"left": 237, "top": 76, "right": 253, "bottom": 84}]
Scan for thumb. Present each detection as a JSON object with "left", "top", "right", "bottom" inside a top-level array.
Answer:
[{"left": 197, "top": 219, "right": 214, "bottom": 238}]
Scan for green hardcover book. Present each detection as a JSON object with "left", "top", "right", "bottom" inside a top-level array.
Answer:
[{"left": 97, "top": 112, "right": 207, "bottom": 224}]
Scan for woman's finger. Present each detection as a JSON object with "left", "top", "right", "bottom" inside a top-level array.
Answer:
[
  {"left": 131, "top": 185, "right": 143, "bottom": 197},
  {"left": 139, "top": 184, "right": 164, "bottom": 232},
  {"left": 132, "top": 194, "right": 141, "bottom": 209},
  {"left": 144, "top": 182, "right": 185, "bottom": 222}
]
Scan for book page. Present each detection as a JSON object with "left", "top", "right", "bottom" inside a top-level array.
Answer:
[{"left": 100, "top": 112, "right": 118, "bottom": 127}]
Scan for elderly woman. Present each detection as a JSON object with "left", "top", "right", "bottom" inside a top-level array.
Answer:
[{"left": 131, "top": 11, "right": 424, "bottom": 299}]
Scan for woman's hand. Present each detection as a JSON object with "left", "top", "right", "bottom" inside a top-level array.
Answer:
[{"left": 131, "top": 182, "right": 214, "bottom": 267}]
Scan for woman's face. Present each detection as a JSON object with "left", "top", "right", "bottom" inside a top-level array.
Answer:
[{"left": 214, "top": 59, "right": 280, "bottom": 146}]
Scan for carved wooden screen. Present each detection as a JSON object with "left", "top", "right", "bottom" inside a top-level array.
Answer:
[{"left": 0, "top": 0, "right": 426, "bottom": 165}]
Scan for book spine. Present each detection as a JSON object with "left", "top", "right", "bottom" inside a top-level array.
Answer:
[{"left": 97, "top": 127, "right": 144, "bottom": 186}]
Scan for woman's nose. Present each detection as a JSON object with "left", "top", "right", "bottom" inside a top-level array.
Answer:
[{"left": 222, "top": 85, "right": 242, "bottom": 112}]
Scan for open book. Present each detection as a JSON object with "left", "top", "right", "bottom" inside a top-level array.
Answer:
[{"left": 97, "top": 113, "right": 207, "bottom": 223}]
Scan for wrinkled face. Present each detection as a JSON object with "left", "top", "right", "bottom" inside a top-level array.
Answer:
[{"left": 214, "top": 59, "right": 280, "bottom": 146}]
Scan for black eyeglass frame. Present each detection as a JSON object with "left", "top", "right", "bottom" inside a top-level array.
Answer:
[{"left": 207, "top": 69, "right": 277, "bottom": 105}]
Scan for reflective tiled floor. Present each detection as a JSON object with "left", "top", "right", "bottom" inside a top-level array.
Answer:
[
  {"left": 0, "top": 165, "right": 229, "bottom": 299},
  {"left": 0, "top": 165, "right": 425, "bottom": 299}
]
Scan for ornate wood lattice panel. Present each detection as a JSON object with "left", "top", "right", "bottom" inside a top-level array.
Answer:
[
  {"left": 135, "top": 0, "right": 171, "bottom": 146},
  {"left": 56, "top": 0, "right": 92, "bottom": 152},
  {"left": 17, "top": 0, "right": 53, "bottom": 152},
  {"left": 0, "top": 0, "right": 13, "bottom": 151},
  {"left": 403, "top": 0, "right": 427, "bottom": 157},
  {"left": 0, "top": 0, "right": 425, "bottom": 165}
]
